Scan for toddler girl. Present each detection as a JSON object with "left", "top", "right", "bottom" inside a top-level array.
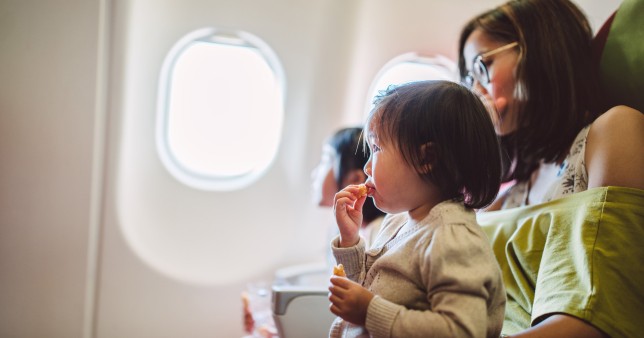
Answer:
[{"left": 329, "top": 80, "right": 506, "bottom": 338}]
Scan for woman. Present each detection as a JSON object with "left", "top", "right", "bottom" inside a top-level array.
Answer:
[{"left": 458, "top": 0, "right": 643, "bottom": 337}]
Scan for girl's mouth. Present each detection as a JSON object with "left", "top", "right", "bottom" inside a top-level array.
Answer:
[{"left": 365, "top": 183, "right": 375, "bottom": 196}]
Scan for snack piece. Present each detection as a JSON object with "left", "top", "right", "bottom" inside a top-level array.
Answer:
[
  {"left": 357, "top": 184, "right": 368, "bottom": 198},
  {"left": 333, "top": 264, "right": 346, "bottom": 277}
]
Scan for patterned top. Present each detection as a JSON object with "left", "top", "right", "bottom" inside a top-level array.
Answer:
[{"left": 502, "top": 125, "right": 591, "bottom": 208}]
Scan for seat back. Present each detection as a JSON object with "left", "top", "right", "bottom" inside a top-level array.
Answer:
[
  {"left": 270, "top": 262, "right": 335, "bottom": 338},
  {"left": 593, "top": 0, "right": 644, "bottom": 113}
]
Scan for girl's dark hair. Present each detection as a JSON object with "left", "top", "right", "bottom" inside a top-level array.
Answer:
[
  {"left": 367, "top": 80, "right": 502, "bottom": 209},
  {"left": 457, "top": 0, "right": 602, "bottom": 182},
  {"left": 327, "top": 127, "right": 384, "bottom": 223}
]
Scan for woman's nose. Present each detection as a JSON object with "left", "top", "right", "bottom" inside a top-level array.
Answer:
[{"left": 472, "top": 79, "right": 488, "bottom": 94}]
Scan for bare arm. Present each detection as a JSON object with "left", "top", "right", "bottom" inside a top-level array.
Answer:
[
  {"left": 507, "top": 314, "right": 607, "bottom": 338},
  {"left": 586, "top": 105, "right": 644, "bottom": 190},
  {"left": 484, "top": 188, "right": 509, "bottom": 211}
]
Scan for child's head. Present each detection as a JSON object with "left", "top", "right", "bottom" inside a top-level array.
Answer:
[
  {"left": 365, "top": 80, "right": 501, "bottom": 209},
  {"left": 311, "top": 127, "right": 384, "bottom": 223}
]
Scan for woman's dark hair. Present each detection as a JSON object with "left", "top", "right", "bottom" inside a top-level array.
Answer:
[
  {"left": 327, "top": 127, "right": 384, "bottom": 223},
  {"left": 457, "top": 0, "right": 602, "bottom": 182},
  {"left": 367, "top": 80, "right": 502, "bottom": 209}
]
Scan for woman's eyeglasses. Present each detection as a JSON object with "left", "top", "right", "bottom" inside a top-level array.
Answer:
[{"left": 464, "top": 41, "right": 519, "bottom": 88}]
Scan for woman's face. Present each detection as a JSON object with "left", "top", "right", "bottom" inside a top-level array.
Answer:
[
  {"left": 310, "top": 144, "right": 338, "bottom": 207},
  {"left": 463, "top": 29, "right": 521, "bottom": 135}
]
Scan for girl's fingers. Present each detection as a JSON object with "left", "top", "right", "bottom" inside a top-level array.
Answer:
[
  {"left": 329, "top": 303, "right": 342, "bottom": 316},
  {"left": 328, "top": 281, "right": 347, "bottom": 297},
  {"left": 330, "top": 275, "right": 350, "bottom": 286},
  {"left": 334, "top": 195, "right": 357, "bottom": 210},
  {"left": 353, "top": 195, "right": 366, "bottom": 212},
  {"left": 345, "top": 185, "right": 364, "bottom": 198},
  {"left": 334, "top": 189, "right": 357, "bottom": 201},
  {"left": 328, "top": 293, "right": 342, "bottom": 305},
  {"left": 335, "top": 196, "right": 355, "bottom": 207},
  {"left": 334, "top": 184, "right": 365, "bottom": 203},
  {"left": 332, "top": 275, "right": 352, "bottom": 283}
]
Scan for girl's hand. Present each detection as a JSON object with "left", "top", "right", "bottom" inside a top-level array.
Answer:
[
  {"left": 328, "top": 276, "right": 374, "bottom": 326},
  {"left": 333, "top": 185, "right": 366, "bottom": 247}
]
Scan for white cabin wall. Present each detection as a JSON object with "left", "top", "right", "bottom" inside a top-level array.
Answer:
[
  {"left": 0, "top": 1, "right": 102, "bottom": 337},
  {"left": 96, "top": 1, "right": 362, "bottom": 337}
]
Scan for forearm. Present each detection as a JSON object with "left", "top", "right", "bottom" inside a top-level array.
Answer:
[
  {"left": 331, "top": 235, "right": 366, "bottom": 281},
  {"left": 366, "top": 294, "right": 488, "bottom": 338},
  {"left": 506, "top": 314, "right": 607, "bottom": 338}
]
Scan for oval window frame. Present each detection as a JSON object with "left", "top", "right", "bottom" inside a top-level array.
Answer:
[
  {"left": 156, "top": 28, "right": 286, "bottom": 191},
  {"left": 365, "top": 53, "right": 458, "bottom": 115}
]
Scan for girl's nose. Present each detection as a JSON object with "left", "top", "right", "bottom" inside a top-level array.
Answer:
[{"left": 363, "top": 159, "right": 372, "bottom": 177}]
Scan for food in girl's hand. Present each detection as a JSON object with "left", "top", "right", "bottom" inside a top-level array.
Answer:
[
  {"left": 357, "top": 184, "right": 368, "bottom": 198},
  {"left": 333, "top": 264, "right": 346, "bottom": 277}
]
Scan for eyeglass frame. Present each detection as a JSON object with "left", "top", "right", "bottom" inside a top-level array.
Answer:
[{"left": 464, "top": 41, "right": 519, "bottom": 88}]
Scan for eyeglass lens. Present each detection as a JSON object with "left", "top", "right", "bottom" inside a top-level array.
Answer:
[
  {"left": 473, "top": 57, "right": 489, "bottom": 85},
  {"left": 465, "top": 41, "right": 518, "bottom": 88},
  {"left": 464, "top": 58, "right": 489, "bottom": 88}
]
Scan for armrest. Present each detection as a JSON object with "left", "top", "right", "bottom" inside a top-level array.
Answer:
[
  {"left": 272, "top": 285, "right": 335, "bottom": 338},
  {"left": 271, "top": 285, "right": 328, "bottom": 315}
]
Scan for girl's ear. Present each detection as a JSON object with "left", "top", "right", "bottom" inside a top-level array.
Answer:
[
  {"left": 342, "top": 169, "right": 367, "bottom": 187},
  {"left": 420, "top": 142, "right": 437, "bottom": 174}
]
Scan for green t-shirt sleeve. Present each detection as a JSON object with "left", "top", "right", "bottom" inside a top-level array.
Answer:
[{"left": 479, "top": 187, "right": 644, "bottom": 337}]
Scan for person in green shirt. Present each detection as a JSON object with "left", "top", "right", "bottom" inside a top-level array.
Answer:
[{"left": 458, "top": 0, "right": 644, "bottom": 337}]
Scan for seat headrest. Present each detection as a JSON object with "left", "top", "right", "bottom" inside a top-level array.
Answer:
[{"left": 593, "top": 0, "right": 644, "bottom": 113}]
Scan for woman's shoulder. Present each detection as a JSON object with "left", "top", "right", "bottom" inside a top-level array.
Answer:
[
  {"left": 591, "top": 105, "right": 642, "bottom": 130},
  {"left": 586, "top": 105, "right": 644, "bottom": 189}
]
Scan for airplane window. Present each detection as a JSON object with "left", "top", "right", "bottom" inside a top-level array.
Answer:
[
  {"left": 157, "top": 28, "right": 285, "bottom": 191},
  {"left": 366, "top": 53, "right": 458, "bottom": 114}
]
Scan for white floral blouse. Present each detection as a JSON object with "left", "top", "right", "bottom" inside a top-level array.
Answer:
[{"left": 502, "top": 125, "right": 591, "bottom": 209}]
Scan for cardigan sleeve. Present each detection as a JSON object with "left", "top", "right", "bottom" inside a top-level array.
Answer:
[{"left": 331, "top": 235, "right": 366, "bottom": 282}]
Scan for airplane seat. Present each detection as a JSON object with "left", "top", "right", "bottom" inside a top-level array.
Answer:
[
  {"left": 592, "top": 0, "right": 644, "bottom": 113},
  {"left": 271, "top": 262, "right": 336, "bottom": 338}
]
